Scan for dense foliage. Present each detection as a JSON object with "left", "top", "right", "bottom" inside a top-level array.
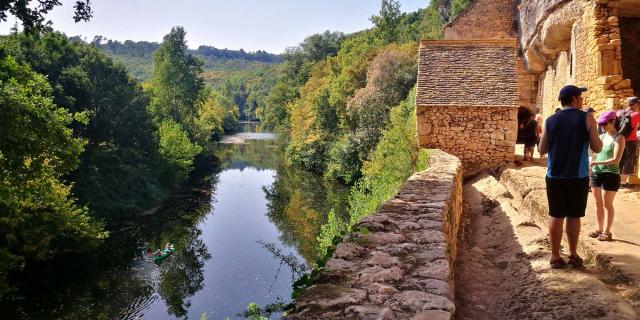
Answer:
[
  {"left": 93, "top": 37, "right": 282, "bottom": 86},
  {"left": 2, "top": 32, "right": 168, "bottom": 222},
  {"left": 0, "top": 0, "right": 473, "bottom": 306},
  {"left": 0, "top": 52, "right": 107, "bottom": 296},
  {"left": 0, "top": 26, "right": 238, "bottom": 297},
  {"left": 93, "top": 36, "right": 283, "bottom": 121},
  {"left": 266, "top": 0, "right": 472, "bottom": 295},
  {"left": 266, "top": 0, "right": 445, "bottom": 185}
]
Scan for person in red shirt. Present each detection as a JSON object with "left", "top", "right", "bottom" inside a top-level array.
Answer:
[{"left": 620, "top": 96, "right": 640, "bottom": 186}]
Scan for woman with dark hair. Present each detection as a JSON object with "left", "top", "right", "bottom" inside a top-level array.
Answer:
[
  {"left": 522, "top": 113, "right": 539, "bottom": 161},
  {"left": 589, "top": 111, "right": 625, "bottom": 241},
  {"left": 517, "top": 107, "right": 537, "bottom": 160}
]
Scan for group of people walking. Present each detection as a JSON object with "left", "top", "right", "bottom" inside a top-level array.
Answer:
[{"left": 537, "top": 85, "right": 640, "bottom": 269}]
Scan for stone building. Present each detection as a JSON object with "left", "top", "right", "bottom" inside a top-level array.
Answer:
[
  {"left": 416, "top": 39, "right": 519, "bottom": 176},
  {"left": 417, "top": 0, "right": 640, "bottom": 180}
]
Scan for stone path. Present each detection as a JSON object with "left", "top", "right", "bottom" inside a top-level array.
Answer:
[
  {"left": 456, "top": 174, "right": 638, "bottom": 319},
  {"left": 498, "top": 156, "right": 640, "bottom": 313}
]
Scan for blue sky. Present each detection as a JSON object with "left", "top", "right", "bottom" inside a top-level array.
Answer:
[{"left": 0, "top": 0, "right": 428, "bottom": 53}]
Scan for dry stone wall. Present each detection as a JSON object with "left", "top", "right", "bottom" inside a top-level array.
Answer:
[
  {"left": 444, "top": 0, "right": 519, "bottom": 39},
  {"left": 416, "top": 40, "right": 518, "bottom": 177},
  {"left": 284, "top": 150, "right": 462, "bottom": 320},
  {"left": 417, "top": 106, "right": 517, "bottom": 177}
]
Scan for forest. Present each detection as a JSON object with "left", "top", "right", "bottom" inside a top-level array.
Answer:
[
  {"left": 0, "top": 23, "right": 238, "bottom": 296},
  {"left": 0, "top": 0, "right": 472, "bottom": 307}
]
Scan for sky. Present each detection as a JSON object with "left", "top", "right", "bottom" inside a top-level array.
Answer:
[{"left": 0, "top": 0, "right": 428, "bottom": 54}]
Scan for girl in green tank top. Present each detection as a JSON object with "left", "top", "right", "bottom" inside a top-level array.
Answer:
[
  {"left": 589, "top": 112, "right": 626, "bottom": 242},
  {"left": 592, "top": 133, "right": 621, "bottom": 174}
]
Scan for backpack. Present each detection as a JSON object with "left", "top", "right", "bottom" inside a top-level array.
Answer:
[{"left": 616, "top": 109, "right": 633, "bottom": 138}]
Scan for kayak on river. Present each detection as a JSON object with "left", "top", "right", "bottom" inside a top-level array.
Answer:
[{"left": 152, "top": 243, "right": 175, "bottom": 263}]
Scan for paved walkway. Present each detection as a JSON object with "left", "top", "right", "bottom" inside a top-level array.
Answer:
[{"left": 506, "top": 146, "right": 640, "bottom": 292}]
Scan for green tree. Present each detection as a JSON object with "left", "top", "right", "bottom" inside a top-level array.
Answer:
[
  {"left": 2, "top": 32, "right": 170, "bottom": 223},
  {"left": 452, "top": 0, "right": 473, "bottom": 17},
  {"left": 0, "top": 53, "right": 107, "bottom": 296},
  {"left": 0, "top": 1, "right": 92, "bottom": 32},
  {"left": 149, "top": 26, "right": 205, "bottom": 136},
  {"left": 262, "top": 81, "right": 297, "bottom": 130},
  {"left": 300, "top": 31, "right": 345, "bottom": 62},
  {"left": 158, "top": 120, "right": 203, "bottom": 182},
  {"left": 193, "top": 91, "right": 239, "bottom": 145},
  {"left": 370, "top": 0, "right": 402, "bottom": 43}
]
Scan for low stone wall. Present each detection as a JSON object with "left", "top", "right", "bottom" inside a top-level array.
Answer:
[{"left": 285, "top": 150, "right": 463, "bottom": 320}]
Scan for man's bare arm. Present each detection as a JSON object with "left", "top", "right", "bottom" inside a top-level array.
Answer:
[
  {"left": 587, "top": 115, "right": 603, "bottom": 153},
  {"left": 538, "top": 123, "right": 549, "bottom": 156}
]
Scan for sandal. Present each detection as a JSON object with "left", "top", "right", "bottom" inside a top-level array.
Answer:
[
  {"left": 567, "top": 255, "right": 584, "bottom": 268},
  {"left": 588, "top": 230, "right": 602, "bottom": 238},
  {"left": 550, "top": 257, "right": 567, "bottom": 269},
  {"left": 597, "top": 232, "right": 613, "bottom": 241}
]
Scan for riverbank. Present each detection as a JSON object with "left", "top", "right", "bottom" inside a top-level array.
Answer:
[{"left": 4, "top": 124, "right": 348, "bottom": 320}]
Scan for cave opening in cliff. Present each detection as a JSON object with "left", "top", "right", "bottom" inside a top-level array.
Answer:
[{"left": 620, "top": 14, "right": 640, "bottom": 96}]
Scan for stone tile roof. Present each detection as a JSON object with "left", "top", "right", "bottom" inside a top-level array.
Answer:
[{"left": 417, "top": 39, "right": 519, "bottom": 107}]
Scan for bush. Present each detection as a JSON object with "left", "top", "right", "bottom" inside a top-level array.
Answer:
[{"left": 158, "top": 120, "right": 203, "bottom": 183}]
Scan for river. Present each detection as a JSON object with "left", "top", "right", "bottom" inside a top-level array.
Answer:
[{"left": 10, "top": 123, "right": 348, "bottom": 320}]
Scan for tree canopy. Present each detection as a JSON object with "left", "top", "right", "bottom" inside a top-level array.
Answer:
[
  {"left": 0, "top": 0, "right": 92, "bottom": 32},
  {"left": 0, "top": 52, "right": 107, "bottom": 296}
]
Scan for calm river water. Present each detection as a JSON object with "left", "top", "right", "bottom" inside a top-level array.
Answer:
[{"left": 11, "top": 123, "right": 348, "bottom": 320}]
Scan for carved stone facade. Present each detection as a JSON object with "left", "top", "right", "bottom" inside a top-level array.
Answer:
[
  {"left": 519, "top": 0, "right": 639, "bottom": 118},
  {"left": 518, "top": 0, "right": 640, "bottom": 183}
]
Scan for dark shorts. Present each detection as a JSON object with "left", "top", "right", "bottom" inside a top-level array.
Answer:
[
  {"left": 546, "top": 177, "right": 589, "bottom": 218},
  {"left": 589, "top": 172, "right": 621, "bottom": 191},
  {"left": 620, "top": 140, "right": 638, "bottom": 175}
]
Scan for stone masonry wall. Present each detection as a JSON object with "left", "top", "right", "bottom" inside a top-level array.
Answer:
[
  {"left": 444, "top": 0, "right": 519, "bottom": 39},
  {"left": 284, "top": 150, "right": 463, "bottom": 320},
  {"left": 416, "top": 40, "right": 518, "bottom": 177},
  {"left": 417, "top": 106, "right": 517, "bottom": 177},
  {"left": 539, "top": 51, "right": 572, "bottom": 120},
  {"left": 518, "top": 56, "right": 541, "bottom": 112}
]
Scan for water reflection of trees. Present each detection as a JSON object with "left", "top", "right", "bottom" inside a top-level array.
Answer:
[
  {"left": 142, "top": 178, "right": 214, "bottom": 318},
  {"left": 263, "top": 164, "right": 349, "bottom": 263},
  {"left": 216, "top": 139, "right": 283, "bottom": 171},
  {"left": 7, "top": 174, "right": 217, "bottom": 319}
]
